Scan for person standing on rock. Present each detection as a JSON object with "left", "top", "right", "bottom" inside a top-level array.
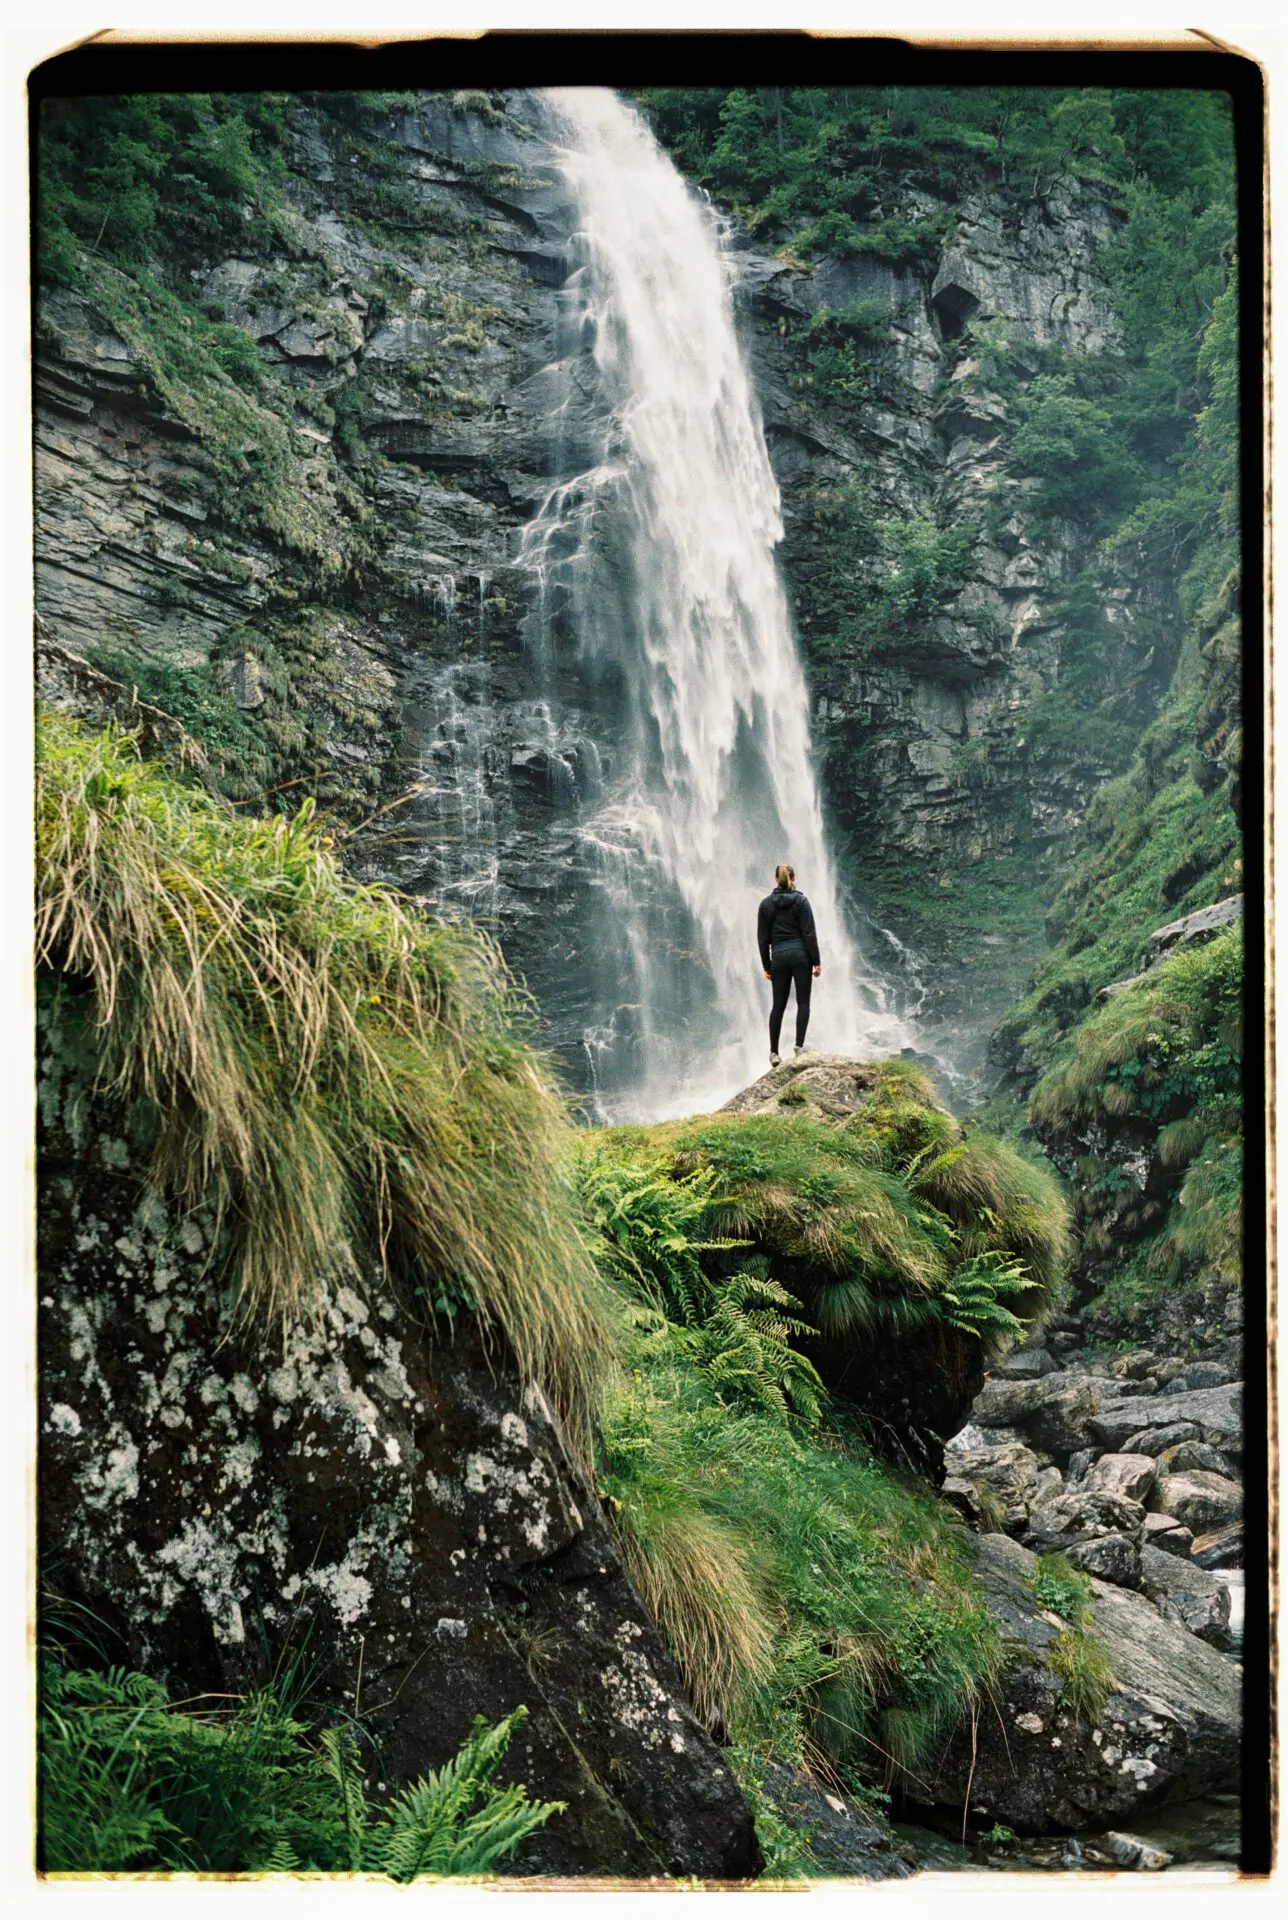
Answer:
[{"left": 758, "top": 863, "right": 822, "bottom": 1066}]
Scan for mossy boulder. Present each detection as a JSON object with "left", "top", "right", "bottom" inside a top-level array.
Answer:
[{"left": 596, "top": 1054, "right": 1071, "bottom": 1479}]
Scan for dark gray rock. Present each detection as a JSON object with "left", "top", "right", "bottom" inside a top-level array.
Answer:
[
  {"left": 1091, "top": 1383, "right": 1242, "bottom": 1453},
  {"left": 1026, "top": 1384, "right": 1105, "bottom": 1456},
  {"left": 1023, "top": 1489, "right": 1146, "bottom": 1552},
  {"left": 37, "top": 1073, "right": 760, "bottom": 1880},
  {"left": 939, "top": 1439, "right": 1044, "bottom": 1536},
  {"left": 922, "top": 1534, "right": 1241, "bottom": 1832},
  {"left": 971, "top": 1377, "right": 1053, "bottom": 1427},
  {"left": 1139, "top": 1546, "right": 1232, "bottom": 1651},
  {"left": 755, "top": 1764, "right": 914, "bottom": 1880},
  {"left": 1142, "top": 1513, "right": 1195, "bottom": 1559},
  {"left": 1066, "top": 1533, "right": 1142, "bottom": 1591},
  {"left": 1162, "top": 1365, "right": 1230, "bottom": 1396},
  {"left": 1144, "top": 896, "right": 1243, "bottom": 966},
  {"left": 1191, "top": 1524, "right": 1243, "bottom": 1571},
  {"left": 1123, "top": 1422, "right": 1203, "bottom": 1457},
  {"left": 1156, "top": 1440, "right": 1237, "bottom": 1479},
  {"left": 992, "top": 1348, "right": 1060, "bottom": 1380}
]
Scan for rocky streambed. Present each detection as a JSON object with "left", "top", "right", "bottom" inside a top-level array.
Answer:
[{"left": 892, "top": 1317, "right": 1246, "bottom": 1873}]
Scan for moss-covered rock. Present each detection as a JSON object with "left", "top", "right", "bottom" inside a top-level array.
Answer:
[{"left": 589, "top": 1054, "right": 1070, "bottom": 1477}]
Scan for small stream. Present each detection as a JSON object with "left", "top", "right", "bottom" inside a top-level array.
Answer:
[{"left": 894, "top": 1794, "right": 1241, "bottom": 1874}]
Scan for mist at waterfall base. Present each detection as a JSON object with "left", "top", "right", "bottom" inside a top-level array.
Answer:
[{"left": 510, "top": 87, "right": 916, "bottom": 1123}]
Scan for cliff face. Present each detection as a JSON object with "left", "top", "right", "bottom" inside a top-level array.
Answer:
[
  {"left": 33, "top": 91, "right": 1175, "bottom": 1096},
  {"left": 734, "top": 184, "right": 1183, "bottom": 1082}
]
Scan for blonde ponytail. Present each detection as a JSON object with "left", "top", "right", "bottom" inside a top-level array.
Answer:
[{"left": 775, "top": 863, "right": 795, "bottom": 890}]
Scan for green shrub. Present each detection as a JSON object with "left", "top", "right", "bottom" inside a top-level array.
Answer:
[
  {"left": 1030, "top": 1552, "right": 1095, "bottom": 1626},
  {"left": 1048, "top": 1629, "right": 1116, "bottom": 1724},
  {"left": 39, "top": 1655, "right": 561, "bottom": 1876},
  {"left": 589, "top": 1081, "right": 1069, "bottom": 1359},
  {"left": 580, "top": 1079, "right": 1059, "bottom": 1784}
]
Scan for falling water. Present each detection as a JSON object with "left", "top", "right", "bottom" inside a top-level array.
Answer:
[{"left": 526, "top": 88, "right": 915, "bottom": 1118}]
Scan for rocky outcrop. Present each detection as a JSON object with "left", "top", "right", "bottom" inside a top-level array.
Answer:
[
  {"left": 946, "top": 1337, "right": 1245, "bottom": 1662},
  {"left": 37, "top": 1016, "right": 760, "bottom": 1881},
  {"left": 1096, "top": 896, "right": 1244, "bottom": 1002},
  {"left": 756, "top": 1765, "right": 914, "bottom": 1880},
  {"left": 923, "top": 1533, "right": 1240, "bottom": 1832},
  {"left": 721, "top": 1054, "right": 1021, "bottom": 1474}
]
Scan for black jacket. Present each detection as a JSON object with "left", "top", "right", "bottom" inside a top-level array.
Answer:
[{"left": 757, "top": 887, "right": 820, "bottom": 970}]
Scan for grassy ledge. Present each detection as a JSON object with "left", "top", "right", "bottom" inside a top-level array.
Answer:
[{"left": 35, "top": 711, "right": 612, "bottom": 1441}]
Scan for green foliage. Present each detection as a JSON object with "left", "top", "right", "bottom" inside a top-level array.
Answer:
[
  {"left": 589, "top": 1097, "right": 1067, "bottom": 1364},
  {"left": 598, "top": 1350, "right": 1002, "bottom": 1783},
  {"left": 937, "top": 1249, "right": 1040, "bottom": 1344},
  {"left": 728, "top": 1752, "right": 818, "bottom": 1879},
  {"left": 37, "top": 93, "right": 293, "bottom": 281},
  {"left": 638, "top": 87, "right": 1213, "bottom": 261},
  {"left": 39, "top": 1654, "right": 560, "bottom": 1876},
  {"left": 793, "top": 488, "right": 981, "bottom": 674},
  {"left": 664, "top": 1262, "right": 827, "bottom": 1427},
  {"left": 576, "top": 1074, "right": 1068, "bottom": 1794},
  {"left": 1026, "top": 1556, "right": 1115, "bottom": 1722},
  {"left": 1010, "top": 375, "right": 1142, "bottom": 532},
  {"left": 1030, "top": 1552, "right": 1095, "bottom": 1626},
  {"left": 1048, "top": 1629, "right": 1116, "bottom": 1724},
  {"left": 577, "top": 1147, "right": 734, "bottom": 1324},
  {"left": 1030, "top": 926, "right": 1242, "bottom": 1138},
  {"left": 35, "top": 715, "right": 611, "bottom": 1441}
]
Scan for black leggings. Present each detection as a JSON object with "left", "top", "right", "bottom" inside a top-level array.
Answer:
[{"left": 769, "top": 953, "right": 813, "bottom": 1053}]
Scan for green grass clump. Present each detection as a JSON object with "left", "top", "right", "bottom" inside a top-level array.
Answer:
[
  {"left": 39, "top": 1653, "right": 561, "bottom": 1876},
  {"left": 35, "top": 714, "right": 611, "bottom": 1438},
  {"left": 587, "top": 1071, "right": 1070, "bottom": 1358},
  {"left": 1048, "top": 1629, "right": 1116, "bottom": 1724},
  {"left": 1027, "top": 926, "right": 1242, "bottom": 1294},
  {"left": 597, "top": 1348, "right": 1002, "bottom": 1787},
  {"left": 575, "top": 1120, "right": 1008, "bottom": 1792},
  {"left": 1029, "top": 1552, "right": 1096, "bottom": 1626},
  {"left": 1030, "top": 925, "right": 1242, "bottom": 1143},
  {"left": 1029, "top": 1555, "right": 1116, "bottom": 1724}
]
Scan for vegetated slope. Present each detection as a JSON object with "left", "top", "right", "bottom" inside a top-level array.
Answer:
[
  {"left": 575, "top": 1056, "right": 1070, "bottom": 1806},
  {"left": 640, "top": 87, "right": 1238, "bottom": 1068},
  {"left": 989, "top": 261, "right": 1244, "bottom": 1354},
  {"left": 35, "top": 715, "right": 1071, "bottom": 1874}
]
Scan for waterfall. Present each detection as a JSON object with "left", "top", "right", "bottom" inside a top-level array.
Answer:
[{"left": 526, "top": 88, "right": 915, "bottom": 1119}]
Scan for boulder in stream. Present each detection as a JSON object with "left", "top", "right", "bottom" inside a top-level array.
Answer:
[{"left": 923, "top": 1534, "right": 1241, "bottom": 1832}]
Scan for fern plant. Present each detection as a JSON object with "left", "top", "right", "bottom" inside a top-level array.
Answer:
[
  {"left": 936, "top": 1248, "right": 1040, "bottom": 1345},
  {"left": 315, "top": 1710, "right": 562, "bottom": 1880},
  {"left": 39, "top": 1654, "right": 562, "bottom": 1878},
  {"left": 577, "top": 1147, "right": 747, "bottom": 1324},
  {"left": 674, "top": 1262, "right": 825, "bottom": 1427}
]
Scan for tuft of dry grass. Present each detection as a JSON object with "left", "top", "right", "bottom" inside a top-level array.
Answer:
[
  {"left": 614, "top": 1501, "right": 776, "bottom": 1732},
  {"left": 35, "top": 714, "right": 612, "bottom": 1442}
]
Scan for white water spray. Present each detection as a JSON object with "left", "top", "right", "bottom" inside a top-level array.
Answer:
[{"left": 530, "top": 88, "right": 915, "bottom": 1117}]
